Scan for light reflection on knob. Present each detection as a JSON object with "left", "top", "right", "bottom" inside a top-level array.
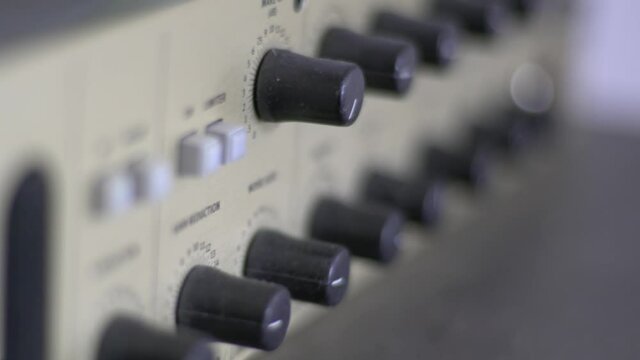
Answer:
[{"left": 255, "top": 49, "right": 365, "bottom": 126}]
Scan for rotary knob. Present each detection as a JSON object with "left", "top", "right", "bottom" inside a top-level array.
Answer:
[
  {"left": 425, "top": 143, "right": 490, "bottom": 188},
  {"left": 516, "top": 108, "right": 553, "bottom": 137},
  {"left": 508, "top": 0, "right": 539, "bottom": 18},
  {"left": 471, "top": 115, "right": 531, "bottom": 154},
  {"left": 372, "top": 12, "right": 458, "bottom": 67},
  {"left": 434, "top": 0, "right": 507, "bottom": 36},
  {"left": 97, "top": 316, "right": 215, "bottom": 360},
  {"left": 254, "top": 49, "right": 365, "bottom": 126},
  {"left": 245, "top": 230, "right": 350, "bottom": 306},
  {"left": 310, "top": 198, "right": 405, "bottom": 263},
  {"left": 319, "top": 27, "right": 418, "bottom": 94},
  {"left": 363, "top": 172, "right": 444, "bottom": 226},
  {"left": 176, "top": 266, "right": 291, "bottom": 351}
]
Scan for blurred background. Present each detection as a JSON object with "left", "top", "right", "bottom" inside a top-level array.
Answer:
[
  {"left": 2, "top": 0, "right": 639, "bottom": 130},
  {"left": 569, "top": 0, "right": 640, "bottom": 131},
  {"left": 261, "top": 1, "right": 640, "bottom": 358}
]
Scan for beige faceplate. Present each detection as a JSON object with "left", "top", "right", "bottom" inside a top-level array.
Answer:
[{"left": 0, "top": 1, "right": 566, "bottom": 359}]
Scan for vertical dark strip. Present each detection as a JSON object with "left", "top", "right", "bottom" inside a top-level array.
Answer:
[{"left": 4, "top": 170, "right": 48, "bottom": 360}]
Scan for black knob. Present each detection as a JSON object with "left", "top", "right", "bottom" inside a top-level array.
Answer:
[
  {"left": 245, "top": 230, "right": 350, "bottom": 306},
  {"left": 176, "top": 266, "right": 291, "bottom": 351},
  {"left": 319, "top": 27, "right": 418, "bottom": 94},
  {"left": 508, "top": 0, "right": 539, "bottom": 18},
  {"left": 363, "top": 172, "right": 444, "bottom": 226},
  {"left": 97, "top": 316, "right": 215, "bottom": 360},
  {"left": 373, "top": 12, "right": 458, "bottom": 67},
  {"left": 471, "top": 115, "right": 531, "bottom": 154},
  {"left": 309, "top": 198, "right": 405, "bottom": 263},
  {"left": 507, "top": 106, "right": 553, "bottom": 137},
  {"left": 434, "top": 0, "right": 507, "bottom": 36},
  {"left": 425, "top": 144, "right": 490, "bottom": 188},
  {"left": 255, "top": 49, "right": 365, "bottom": 126}
]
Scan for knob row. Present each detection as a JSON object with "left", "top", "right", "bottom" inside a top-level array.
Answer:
[
  {"left": 252, "top": 0, "right": 536, "bottom": 127},
  {"left": 95, "top": 2, "right": 545, "bottom": 358},
  {"left": 96, "top": 105, "right": 550, "bottom": 359}
]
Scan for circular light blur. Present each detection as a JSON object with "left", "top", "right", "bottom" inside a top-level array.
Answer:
[{"left": 510, "top": 62, "right": 556, "bottom": 114}]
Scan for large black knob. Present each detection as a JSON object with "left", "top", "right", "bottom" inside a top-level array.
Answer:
[
  {"left": 425, "top": 143, "right": 490, "bottom": 188},
  {"left": 176, "top": 266, "right": 291, "bottom": 351},
  {"left": 255, "top": 49, "right": 365, "bottom": 126},
  {"left": 373, "top": 12, "right": 458, "bottom": 67},
  {"left": 245, "top": 230, "right": 350, "bottom": 306},
  {"left": 434, "top": 0, "right": 507, "bottom": 36},
  {"left": 363, "top": 172, "right": 444, "bottom": 226},
  {"left": 319, "top": 27, "right": 418, "bottom": 94},
  {"left": 310, "top": 198, "right": 405, "bottom": 263},
  {"left": 97, "top": 316, "right": 215, "bottom": 360}
]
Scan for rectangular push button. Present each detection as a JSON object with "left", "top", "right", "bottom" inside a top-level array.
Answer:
[
  {"left": 206, "top": 122, "right": 248, "bottom": 164},
  {"left": 130, "top": 158, "right": 173, "bottom": 202},
  {"left": 93, "top": 171, "right": 136, "bottom": 216},
  {"left": 179, "top": 134, "right": 223, "bottom": 177}
]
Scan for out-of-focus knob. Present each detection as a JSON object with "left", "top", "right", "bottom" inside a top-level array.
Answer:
[
  {"left": 508, "top": 0, "right": 539, "bottom": 18},
  {"left": 309, "top": 198, "right": 405, "bottom": 263},
  {"left": 372, "top": 12, "right": 458, "bottom": 67},
  {"left": 363, "top": 172, "right": 444, "bottom": 226},
  {"left": 255, "top": 49, "right": 365, "bottom": 126},
  {"left": 515, "top": 108, "right": 553, "bottom": 136},
  {"left": 176, "top": 266, "right": 290, "bottom": 351},
  {"left": 471, "top": 115, "right": 531, "bottom": 154},
  {"left": 245, "top": 230, "right": 350, "bottom": 306},
  {"left": 319, "top": 27, "right": 418, "bottom": 94},
  {"left": 425, "top": 143, "right": 490, "bottom": 188},
  {"left": 434, "top": 0, "right": 507, "bottom": 36},
  {"left": 97, "top": 316, "right": 215, "bottom": 360}
]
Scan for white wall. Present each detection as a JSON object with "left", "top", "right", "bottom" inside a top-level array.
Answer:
[{"left": 567, "top": 0, "right": 640, "bottom": 132}]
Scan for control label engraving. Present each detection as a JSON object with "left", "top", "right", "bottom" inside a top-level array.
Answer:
[
  {"left": 173, "top": 202, "right": 221, "bottom": 234},
  {"left": 248, "top": 171, "right": 278, "bottom": 193},
  {"left": 93, "top": 243, "right": 141, "bottom": 278}
]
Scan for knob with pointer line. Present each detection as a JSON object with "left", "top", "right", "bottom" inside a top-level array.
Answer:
[
  {"left": 176, "top": 266, "right": 291, "bottom": 351},
  {"left": 319, "top": 27, "right": 418, "bottom": 94},
  {"left": 245, "top": 229, "right": 351, "bottom": 306},
  {"left": 254, "top": 49, "right": 365, "bottom": 126}
]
